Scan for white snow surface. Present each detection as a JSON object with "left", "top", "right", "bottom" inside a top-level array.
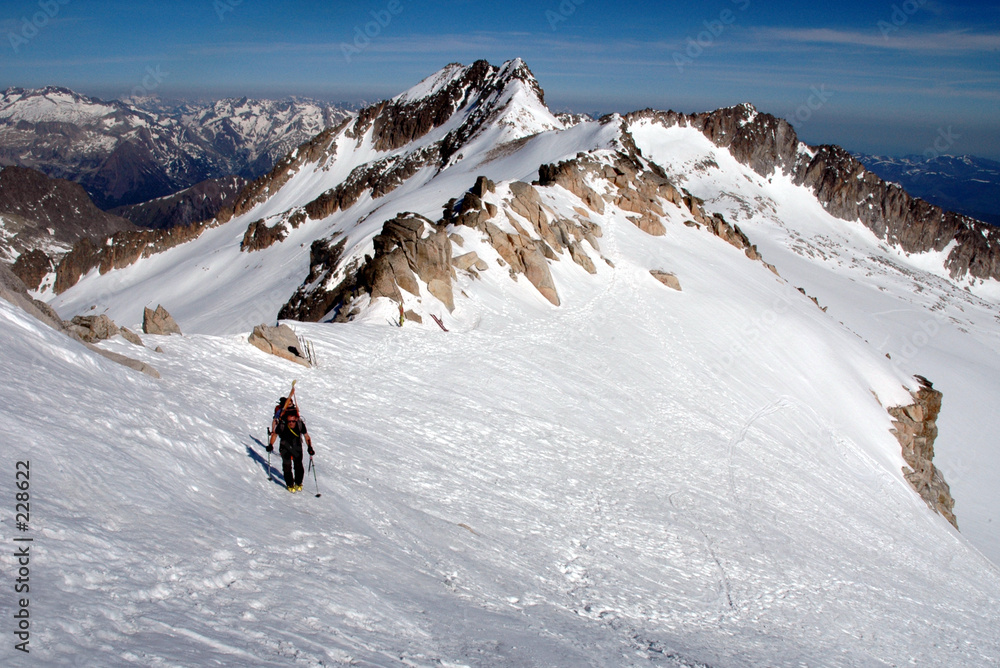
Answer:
[
  {"left": 15, "top": 61, "right": 1000, "bottom": 665},
  {"left": 628, "top": 118, "right": 1000, "bottom": 568},
  {"left": 5, "top": 216, "right": 1000, "bottom": 664}
]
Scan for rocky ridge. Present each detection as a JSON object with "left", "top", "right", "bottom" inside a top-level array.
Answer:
[
  {"left": 630, "top": 106, "right": 1000, "bottom": 283},
  {"left": 279, "top": 140, "right": 779, "bottom": 323},
  {"left": 111, "top": 175, "right": 248, "bottom": 230}
]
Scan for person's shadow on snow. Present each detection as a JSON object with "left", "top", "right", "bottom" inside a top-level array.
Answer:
[{"left": 247, "top": 434, "right": 285, "bottom": 487}]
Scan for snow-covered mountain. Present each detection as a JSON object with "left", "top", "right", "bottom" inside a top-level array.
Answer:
[
  {"left": 4, "top": 59, "right": 999, "bottom": 664},
  {"left": 0, "top": 86, "right": 349, "bottom": 209},
  {"left": 855, "top": 153, "right": 1000, "bottom": 226}
]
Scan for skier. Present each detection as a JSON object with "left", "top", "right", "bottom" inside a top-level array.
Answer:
[{"left": 267, "top": 406, "right": 314, "bottom": 492}]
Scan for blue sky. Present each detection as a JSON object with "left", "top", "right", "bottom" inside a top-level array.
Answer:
[{"left": 2, "top": 0, "right": 999, "bottom": 158}]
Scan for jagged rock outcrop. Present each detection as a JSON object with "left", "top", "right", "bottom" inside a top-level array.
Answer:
[
  {"left": 536, "top": 151, "right": 776, "bottom": 272},
  {"left": 240, "top": 210, "right": 307, "bottom": 252},
  {"left": 247, "top": 324, "right": 311, "bottom": 367},
  {"left": 888, "top": 376, "right": 958, "bottom": 528},
  {"left": 631, "top": 106, "right": 1000, "bottom": 282},
  {"left": 280, "top": 212, "right": 458, "bottom": 322},
  {"left": 143, "top": 305, "right": 181, "bottom": 336},
  {"left": 366, "top": 212, "right": 456, "bottom": 310},
  {"left": 65, "top": 314, "right": 120, "bottom": 343}
]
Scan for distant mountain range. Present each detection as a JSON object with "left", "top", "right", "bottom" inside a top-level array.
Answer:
[
  {"left": 0, "top": 86, "right": 348, "bottom": 210},
  {"left": 854, "top": 153, "right": 1000, "bottom": 226}
]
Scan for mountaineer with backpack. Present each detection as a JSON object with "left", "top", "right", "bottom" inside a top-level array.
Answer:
[{"left": 268, "top": 393, "right": 314, "bottom": 493}]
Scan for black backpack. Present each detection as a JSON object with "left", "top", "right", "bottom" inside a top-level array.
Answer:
[{"left": 273, "top": 397, "right": 298, "bottom": 427}]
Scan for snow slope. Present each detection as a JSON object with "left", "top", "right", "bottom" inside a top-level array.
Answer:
[
  {"left": 4, "top": 203, "right": 1000, "bottom": 664},
  {"left": 16, "top": 60, "right": 1000, "bottom": 664},
  {"left": 628, "top": 118, "right": 1000, "bottom": 566}
]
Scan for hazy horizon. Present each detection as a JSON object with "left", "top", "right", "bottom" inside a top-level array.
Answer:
[{"left": 3, "top": 1, "right": 998, "bottom": 159}]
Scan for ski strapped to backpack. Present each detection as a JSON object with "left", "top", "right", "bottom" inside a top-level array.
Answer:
[{"left": 273, "top": 380, "right": 298, "bottom": 429}]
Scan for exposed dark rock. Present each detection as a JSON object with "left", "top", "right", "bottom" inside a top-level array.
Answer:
[
  {"left": 888, "top": 376, "right": 958, "bottom": 528},
  {"left": 279, "top": 237, "right": 350, "bottom": 322},
  {"left": 240, "top": 209, "right": 307, "bottom": 253},
  {"left": 11, "top": 249, "right": 52, "bottom": 292},
  {"left": 53, "top": 221, "right": 208, "bottom": 294},
  {"left": 240, "top": 219, "right": 285, "bottom": 252}
]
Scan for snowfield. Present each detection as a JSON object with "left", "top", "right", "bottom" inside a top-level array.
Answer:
[
  {"left": 5, "top": 198, "right": 1000, "bottom": 665},
  {"left": 9, "top": 59, "right": 1000, "bottom": 665}
]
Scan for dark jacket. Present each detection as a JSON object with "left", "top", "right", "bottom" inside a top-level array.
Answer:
[{"left": 274, "top": 418, "right": 308, "bottom": 454}]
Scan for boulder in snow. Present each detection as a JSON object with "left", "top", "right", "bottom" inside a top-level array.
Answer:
[
  {"left": 143, "top": 305, "right": 182, "bottom": 336},
  {"left": 120, "top": 327, "right": 144, "bottom": 347},
  {"left": 66, "top": 314, "right": 120, "bottom": 343},
  {"left": 248, "top": 324, "right": 311, "bottom": 367},
  {"left": 650, "top": 270, "right": 682, "bottom": 291}
]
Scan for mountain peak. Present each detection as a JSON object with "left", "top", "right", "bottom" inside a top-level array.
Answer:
[{"left": 357, "top": 59, "right": 559, "bottom": 155}]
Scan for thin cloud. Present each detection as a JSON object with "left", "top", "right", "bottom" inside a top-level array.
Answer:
[{"left": 751, "top": 27, "right": 1000, "bottom": 53}]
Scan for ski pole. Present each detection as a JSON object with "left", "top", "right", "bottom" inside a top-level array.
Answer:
[
  {"left": 309, "top": 457, "right": 321, "bottom": 497},
  {"left": 266, "top": 429, "right": 272, "bottom": 481}
]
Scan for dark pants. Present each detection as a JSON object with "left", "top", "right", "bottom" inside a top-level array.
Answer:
[{"left": 280, "top": 442, "right": 304, "bottom": 488}]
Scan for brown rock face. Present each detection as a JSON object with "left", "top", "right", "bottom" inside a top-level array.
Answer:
[
  {"left": 650, "top": 270, "right": 682, "bottom": 291},
  {"left": 280, "top": 213, "right": 457, "bottom": 322},
  {"left": 143, "top": 305, "right": 182, "bottom": 336},
  {"left": 368, "top": 213, "right": 456, "bottom": 311},
  {"left": 240, "top": 211, "right": 306, "bottom": 253},
  {"left": 888, "top": 376, "right": 958, "bottom": 528}
]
